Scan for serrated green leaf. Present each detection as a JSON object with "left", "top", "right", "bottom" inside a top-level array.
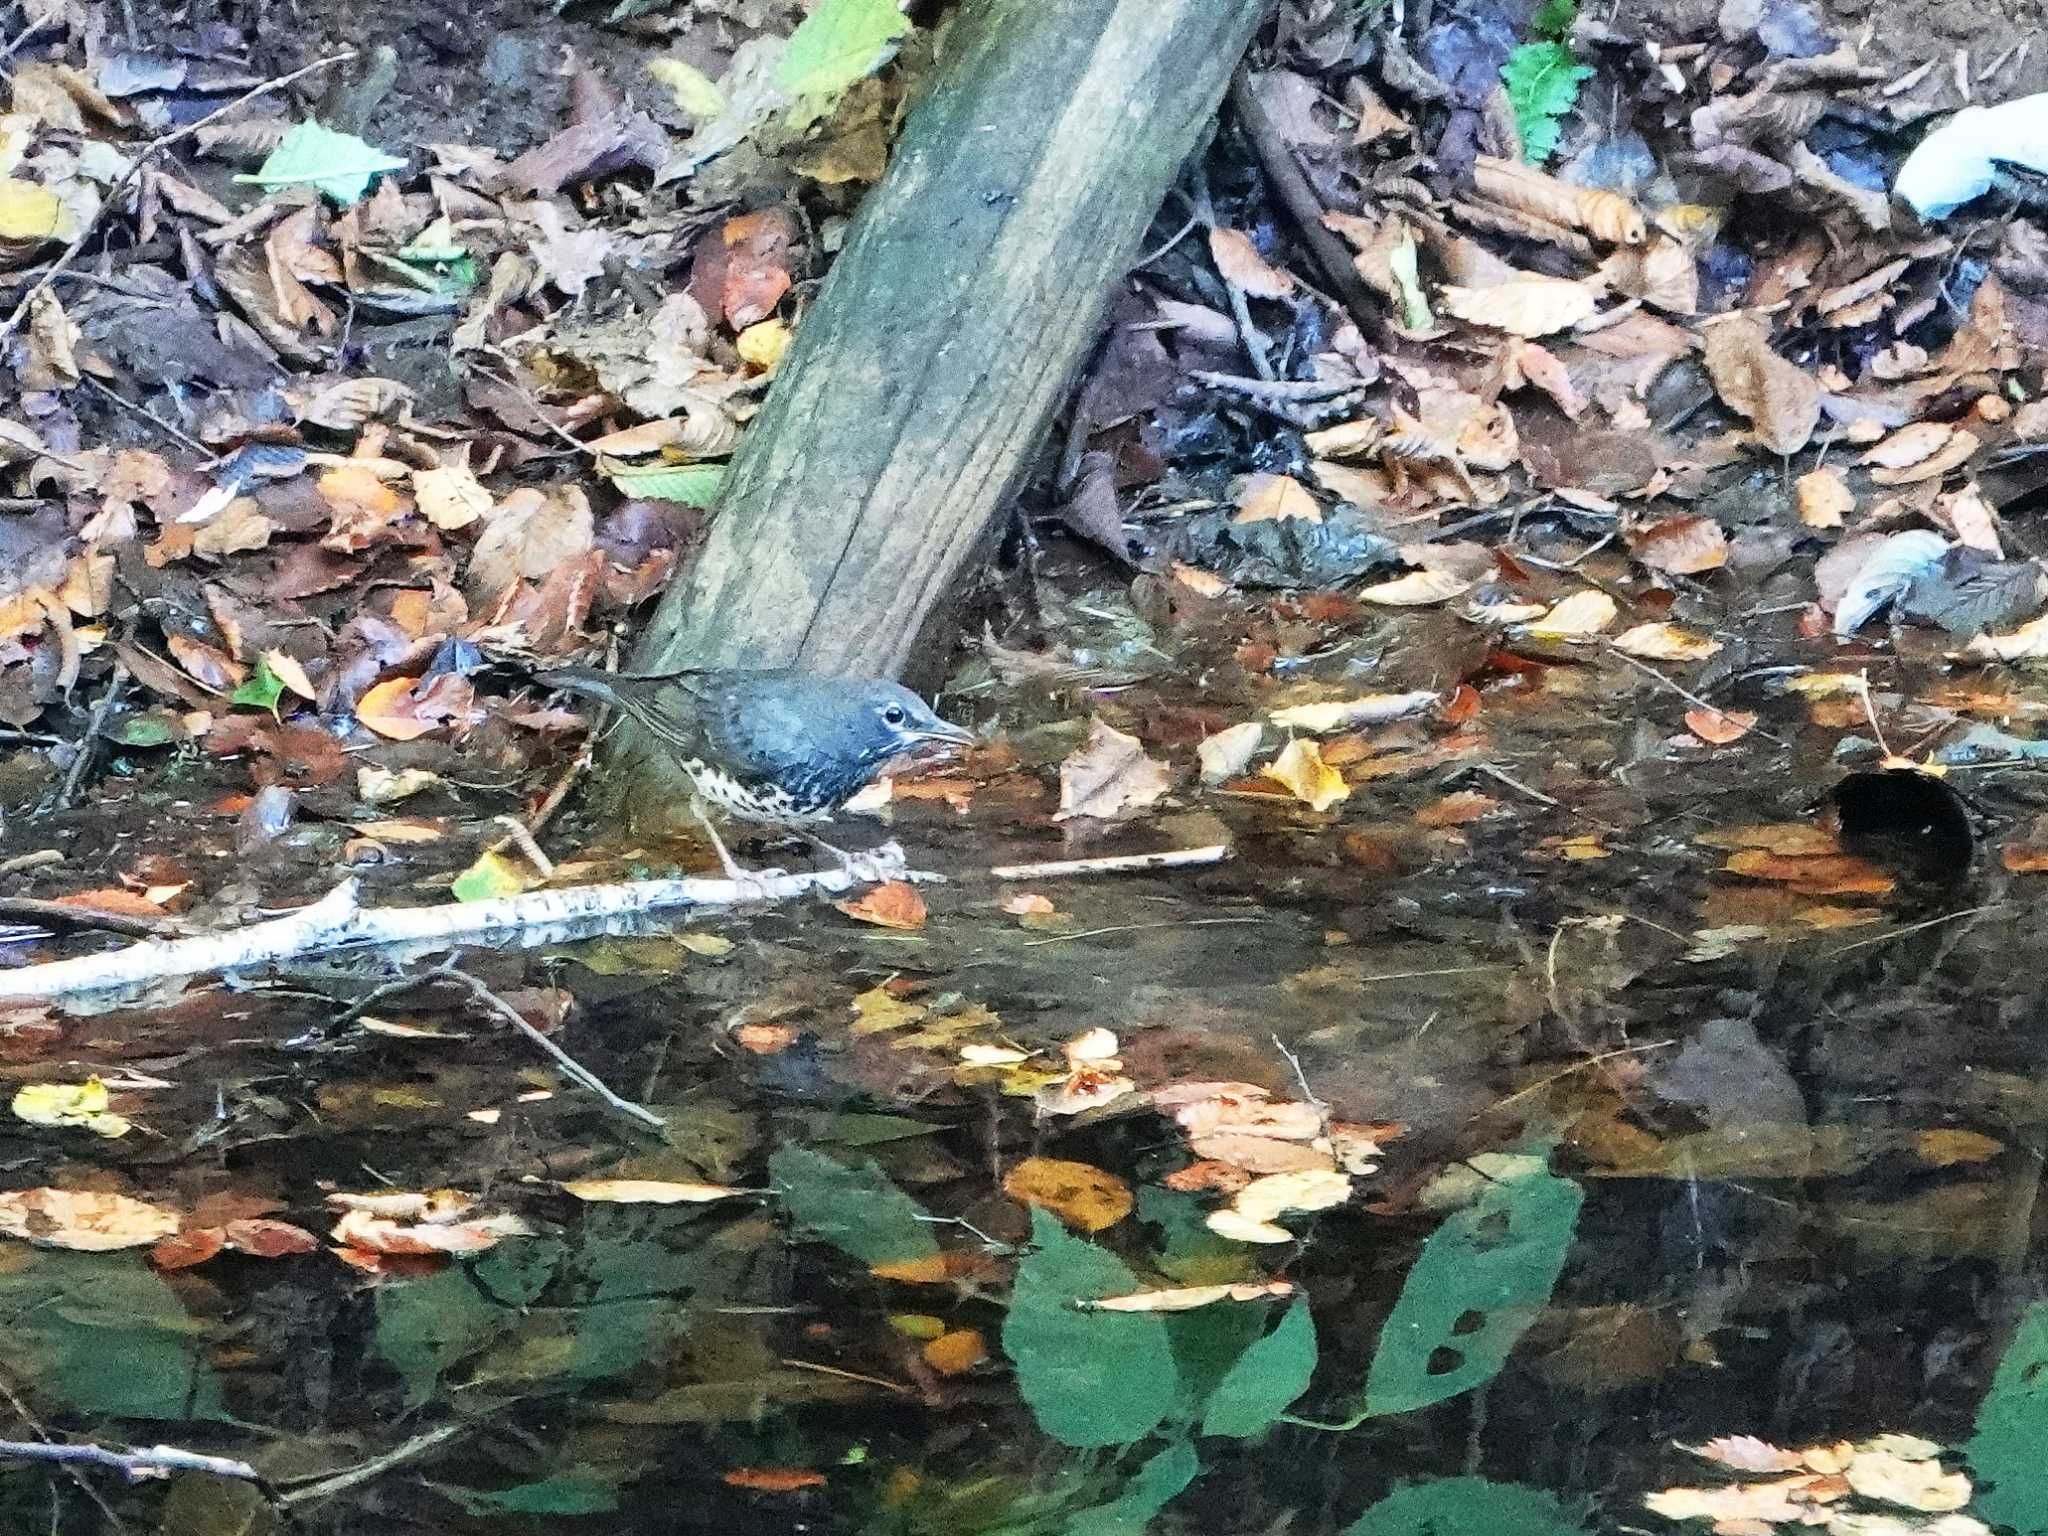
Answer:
[
  {"left": 778, "top": 0, "right": 909, "bottom": 108},
  {"left": 1202, "top": 1297, "right": 1317, "bottom": 1438},
  {"left": 234, "top": 119, "right": 408, "bottom": 205},
  {"left": 602, "top": 461, "right": 724, "bottom": 506},
  {"left": 1003, "top": 1208, "right": 1179, "bottom": 1448},
  {"left": 1501, "top": 41, "right": 1591, "bottom": 164},
  {"left": 1346, "top": 1477, "right": 1591, "bottom": 1536},
  {"left": 770, "top": 1144, "right": 940, "bottom": 1267},
  {"left": 1531, "top": 0, "right": 1578, "bottom": 39},
  {"left": 1362, "top": 1162, "right": 1582, "bottom": 1417},
  {"left": 230, "top": 653, "right": 285, "bottom": 713}
]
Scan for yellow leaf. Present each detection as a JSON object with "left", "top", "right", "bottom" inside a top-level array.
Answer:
[
  {"left": 0, "top": 177, "right": 60, "bottom": 241},
  {"left": 1262, "top": 738, "right": 1351, "bottom": 812},
  {"left": 262, "top": 648, "right": 318, "bottom": 699},
  {"left": 922, "top": 1327, "right": 989, "bottom": 1375},
  {"left": 560, "top": 1179, "right": 745, "bottom": 1204},
  {"left": 646, "top": 56, "right": 727, "bottom": 118},
  {"left": 1203, "top": 1209, "right": 1293, "bottom": 1244},
  {"left": 1611, "top": 623, "right": 1721, "bottom": 661},
  {"left": 12, "top": 1078, "right": 129, "bottom": 1138},
  {"left": 1522, "top": 589, "right": 1618, "bottom": 638},
  {"left": 1002, "top": 1156, "right": 1132, "bottom": 1232},
  {"left": 1231, "top": 1168, "right": 1353, "bottom": 1222},
  {"left": 849, "top": 985, "right": 926, "bottom": 1034},
  {"left": 1796, "top": 467, "right": 1853, "bottom": 529},
  {"left": 737, "top": 317, "right": 791, "bottom": 369}
]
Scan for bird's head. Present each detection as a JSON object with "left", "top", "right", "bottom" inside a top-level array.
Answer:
[{"left": 843, "top": 682, "right": 976, "bottom": 770}]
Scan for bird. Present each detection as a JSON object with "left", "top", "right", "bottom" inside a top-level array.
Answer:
[{"left": 534, "top": 663, "right": 975, "bottom": 880}]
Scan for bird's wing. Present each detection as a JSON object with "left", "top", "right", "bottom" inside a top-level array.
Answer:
[{"left": 537, "top": 666, "right": 708, "bottom": 756}]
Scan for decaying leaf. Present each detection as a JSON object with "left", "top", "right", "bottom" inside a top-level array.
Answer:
[
  {"left": 0, "top": 1188, "right": 180, "bottom": 1250},
  {"left": 1797, "top": 467, "right": 1854, "bottom": 528},
  {"left": 1001, "top": 1157, "right": 1132, "bottom": 1232},
  {"left": 1233, "top": 473, "right": 1321, "bottom": 524},
  {"left": 1055, "top": 719, "right": 1173, "bottom": 821},
  {"left": 1209, "top": 226, "right": 1294, "bottom": 298},
  {"left": 1262, "top": 738, "right": 1351, "bottom": 812},
  {"left": 1613, "top": 623, "right": 1722, "bottom": 661},
  {"left": 1198, "top": 721, "right": 1264, "bottom": 784},
  {"left": 1700, "top": 315, "right": 1820, "bottom": 455},
  {"left": 1359, "top": 569, "right": 1477, "bottom": 606},
  {"left": 1267, "top": 692, "right": 1437, "bottom": 732},
  {"left": 834, "top": 880, "right": 928, "bottom": 929},
  {"left": 1439, "top": 273, "right": 1598, "bottom": 338}
]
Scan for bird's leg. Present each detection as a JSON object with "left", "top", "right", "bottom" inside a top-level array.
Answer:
[
  {"left": 692, "top": 803, "right": 785, "bottom": 896},
  {"left": 797, "top": 827, "right": 860, "bottom": 873}
]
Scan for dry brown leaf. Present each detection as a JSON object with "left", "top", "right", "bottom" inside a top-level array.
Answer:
[
  {"left": 412, "top": 464, "right": 493, "bottom": 530},
  {"left": 561, "top": 1179, "right": 746, "bottom": 1204},
  {"left": 1079, "top": 1281, "right": 1295, "bottom": 1312},
  {"left": 1685, "top": 707, "right": 1757, "bottom": 743},
  {"left": 1796, "top": 467, "right": 1854, "bottom": 528},
  {"left": 1963, "top": 612, "right": 2048, "bottom": 661},
  {"left": 1700, "top": 315, "right": 1820, "bottom": 455},
  {"left": 1861, "top": 421, "right": 1956, "bottom": 470},
  {"left": 1841, "top": 1450, "right": 1970, "bottom": 1512},
  {"left": 1208, "top": 225, "right": 1295, "bottom": 298},
  {"left": 1939, "top": 483, "right": 2001, "bottom": 556},
  {"left": 0, "top": 1188, "right": 181, "bottom": 1251},
  {"left": 1690, "top": 1437, "right": 1806, "bottom": 1473},
  {"left": 1055, "top": 719, "right": 1173, "bottom": 821},
  {"left": 1439, "top": 274, "right": 1598, "bottom": 338},
  {"left": 922, "top": 1328, "right": 988, "bottom": 1376},
  {"left": 1262, "top": 738, "right": 1351, "bottom": 812},
  {"left": 1613, "top": 623, "right": 1722, "bottom": 661},
  {"left": 1869, "top": 429, "right": 1978, "bottom": 487},
  {"left": 1001, "top": 1156, "right": 1132, "bottom": 1232},
  {"left": 1630, "top": 514, "right": 1727, "bottom": 574},
  {"left": 834, "top": 880, "right": 927, "bottom": 930},
  {"left": 1233, "top": 473, "right": 1322, "bottom": 524},
  {"left": 1599, "top": 235, "right": 1699, "bottom": 313},
  {"left": 1471, "top": 155, "right": 1646, "bottom": 245},
  {"left": 1267, "top": 692, "right": 1437, "bottom": 732}
]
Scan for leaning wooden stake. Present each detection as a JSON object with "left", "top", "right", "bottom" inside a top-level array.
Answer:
[{"left": 612, "top": 0, "right": 1266, "bottom": 807}]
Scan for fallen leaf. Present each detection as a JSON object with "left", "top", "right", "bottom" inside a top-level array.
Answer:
[
  {"left": 1055, "top": 719, "right": 1173, "bottom": 820},
  {"left": 1613, "top": 623, "right": 1722, "bottom": 661},
  {"left": 1209, "top": 226, "right": 1294, "bottom": 298},
  {"left": 922, "top": 1328, "right": 988, "bottom": 1375},
  {"left": 1002, "top": 1157, "right": 1132, "bottom": 1232},
  {"left": 1686, "top": 708, "right": 1757, "bottom": 744},
  {"left": 1203, "top": 1209, "right": 1295, "bottom": 1244},
  {"left": 1267, "top": 692, "right": 1437, "bottom": 732},
  {"left": 834, "top": 880, "right": 927, "bottom": 930},
  {"left": 1842, "top": 1450, "right": 1970, "bottom": 1512},
  {"left": 1797, "top": 468, "right": 1854, "bottom": 529},
  {"left": 1523, "top": 590, "right": 1618, "bottom": 637},
  {"left": 1359, "top": 569, "right": 1476, "bottom": 606},
  {"left": 561, "top": 1179, "right": 746, "bottom": 1204},
  {"left": 1630, "top": 515, "right": 1727, "bottom": 574},
  {"left": 1690, "top": 1436, "right": 1805, "bottom": 1473},
  {"left": 723, "top": 1468, "right": 827, "bottom": 1492},
  {"left": 0, "top": 1188, "right": 180, "bottom": 1250},
  {"left": 1440, "top": 273, "right": 1598, "bottom": 337},
  {"left": 1233, "top": 472, "right": 1322, "bottom": 524},
  {"left": 12, "top": 1078, "right": 130, "bottom": 1138},
  {"left": 1001, "top": 892, "right": 1056, "bottom": 916},
  {"left": 1861, "top": 421, "right": 1954, "bottom": 470},
  {"left": 1262, "top": 738, "right": 1351, "bottom": 812},
  {"left": 1198, "top": 721, "right": 1265, "bottom": 784},
  {"left": 1231, "top": 1168, "right": 1353, "bottom": 1223},
  {"left": 331, "top": 1208, "right": 533, "bottom": 1256},
  {"left": 1079, "top": 1281, "right": 1296, "bottom": 1312},
  {"left": 1869, "top": 428, "right": 1978, "bottom": 487},
  {"left": 1701, "top": 315, "right": 1820, "bottom": 455}
]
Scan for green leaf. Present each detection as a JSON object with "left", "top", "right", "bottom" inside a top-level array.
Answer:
[
  {"left": 1202, "top": 1298, "right": 1317, "bottom": 1438},
  {"left": 450, "top": 849, "right": 532, "bottom": 903},
  {"left": 778, "top": 0, "right": 910, "bottom": 106},
  {"left": 1362, "top": 1161, "right": 1582, "bottom": 1417},
  {"left": 602, "top": 461, "right": 725, "bottom": 506},
  {"left": 446, "top": 1469, "right": 621, "bottom": 1515},
  {"left": 375, "top": 1264, "right": 512, "bottom": 1406},
  {"left": 1003, "top": 1208, "right": 1179, "bottom": 1447},
  {"left": 105, "top": 711, "right": 179, "bottom": 747},
  {"left": 1346, "top": 1477, "right": 1591, "bottom": 1536},
  {"left": 1501, "top": 41, "right": 1591, "bottom": 164},
  {"left": 770, "top": 1144, "right": 940, "bottom": 1267},
  {"left": 230, "top": 653, "right": 285, "bottom": 713},
  {"left": 1530, "top": 0, "right": 1578, "bottom": 39},
  {"left": 1969, "top": 1300, "right": 2048, "bottom": 1532},
  {"left": 0, "top": 1252, "right": 225, "bottom": 1421},
  {"left": 234, "top": 119, "right": 408, "bottom": 205},
  {"left": 1067, "top": 1440, "right": 1200, "bottom": 1536}
]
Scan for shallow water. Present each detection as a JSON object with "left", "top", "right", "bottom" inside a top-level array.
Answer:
[{"left": 2, "top": 627, "right": 2046, "bottom": 1536}]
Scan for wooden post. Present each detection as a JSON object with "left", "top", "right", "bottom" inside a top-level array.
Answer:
[{"left": 607, "top": 0, "right": 1266, "bottom": 812}]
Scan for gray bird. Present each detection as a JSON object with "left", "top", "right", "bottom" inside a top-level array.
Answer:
[{"left": 537, "top": 664, "right": 974, "bottom": 877}]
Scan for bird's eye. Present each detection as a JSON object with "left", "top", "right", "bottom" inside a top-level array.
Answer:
[{"left": 882, "top": 704, "right": 907, "bottom": 726}]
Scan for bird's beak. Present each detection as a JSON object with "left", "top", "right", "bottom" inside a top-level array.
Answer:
[{"left": 913, "top": 720, "right": 977, "bottom": 748}]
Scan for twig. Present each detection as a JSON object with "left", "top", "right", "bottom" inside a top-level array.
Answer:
[
  {"left": 53, "top": 661, "right": 128, "bottom": 810},
  {"left": 1020, "top": 916, "right": 1261, "bottom": 947},
  {"left": 0, "top": 895, "right": 188, "bottom": 939},
  {"left": 82, "top": 378, "right": 209, "bottom": 458},
  {"left": 437, "top": 966, "right": 664, "bottom": 1132},
  {"left": 0, "top": 1438, "right": 261, "bottom": 1484},
  {"left": 1188, "top": 371, "right": 1361, "bottom": 402},
  {"left": 0, "top": 852, "right": 930, "bottom": 1001},
  {"left": 1600, "top": 643, "right": 1787, "bottom": 746},
  {"left": 473, "top": 354, "right": 599, "bottom": 458},
  {"left": 489, "top": 815, "right": 556, "bottom": 879},
  {"left": 278, "top": 1421, "right": 470, "bottom": 1508},
  {"left": 1227, "top": 68, "right": 1388, "bottom": 341},
  {"left": 990, "top": 844, "right": 1229, "bottom": 880},
  {"left": 0, "top": 50, "right": 356, "bottom": 349},
  {"left": 0, "top": 1372, "right": 130, "bottom": 1533}
]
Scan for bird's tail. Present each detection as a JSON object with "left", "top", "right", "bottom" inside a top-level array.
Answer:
[{"left": 534, "top": 665, "right": 705, "bottom": 753}]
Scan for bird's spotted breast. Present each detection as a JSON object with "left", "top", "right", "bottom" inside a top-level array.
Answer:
[{"left": 683, "top": 761, "right": 835, "bottom": 827}]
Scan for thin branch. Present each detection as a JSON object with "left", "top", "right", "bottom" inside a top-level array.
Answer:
[
  {"left": 0, "top": 1439, "right": 260, "bottom": 1485},
  {"left": 278, "top": 1421, "right": 470, "bottom": 1508},
  {"left": 53, "top": 661, "right": 127, "bottom": 810},
  {"left": 989, "top": 844, "right": 1229, "bottom": 880},
  {"left": 437, "top": 966, "right": 666, "bottom": 1132},
  {"left": 0, "top": 50, "right": 357, "bottom": 348}
]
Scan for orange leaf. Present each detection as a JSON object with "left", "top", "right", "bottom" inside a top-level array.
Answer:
[
  {"left": 355, "top": 676, "right": 437, "bottom": 742},
  {"left": 222, "top": 1218, "right": 320, "bottom": 1258},
  {"left": 1002, "top": 1156, "right": 1132, "bottom": 1232},
  {"left": 723, "top": 1467, "right": 827, "bottom": 1493},
  {"left": 1685, "top": 708, "right": 1756, "bottom": 744},
  {"left": 150, "top": 1228, "right": 226, "bottom": 1270},
  {"left": 834, "top": 880, "right": 927, "bottom": 930},
  {"left": 921, "top": 1328, "right": 988, "bottom": 1376},
  {"left": 1208, "top": 226, "right": 1294, "bottom": 298}
]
